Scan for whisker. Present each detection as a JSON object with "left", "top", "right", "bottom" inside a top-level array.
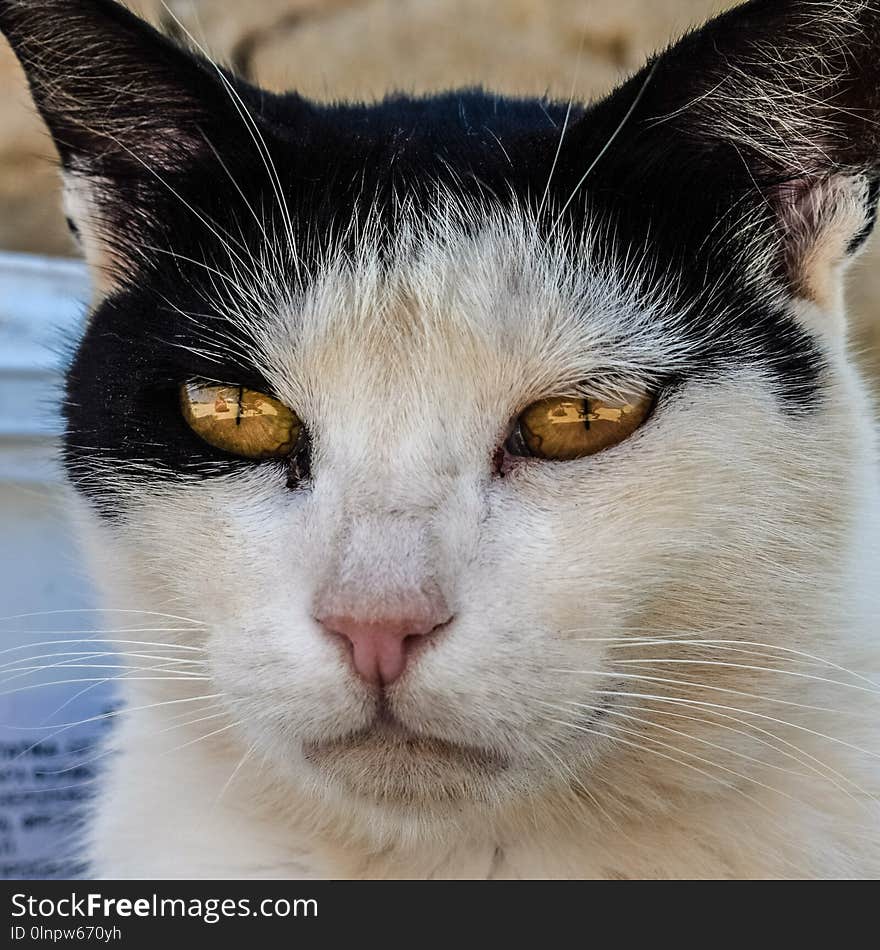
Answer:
[
  {"left": 201, "top": 134, "right": 281, "bottom": 268},
  {"left": 609, "top": 657, "right": 880, "bottom": 696},
  {"left": 163, "top": 701, "right": 226, "bottom": 726},
  {"left": 586, "top": 687, "right": 880, "bottom": 764},
  {"left": 154, "top": 710, "right": 229, "bottom": 738},
  {"left": 163, "top": 720, "right": 243, "bottom": 757},
  {"left": 84, "top": 123, "right": 265, "bottom": 286},
  {"left": 40, "top": 709, "right": 232, "bottom": 777},
  {"left": 0, "top": 609, "right": 206, "bottom": 625},
  {"left": 547, "top": 697, "right": 867, "bottom": 802},
  {"left": 542, "top": 702, "right": 811, "bottom": 808},
  {"left": 0, "top": 651, "right": 207, "bottom": 673},
  {"left": 0, "top": 663, "right": 208, "bottom": 688},
  {"left": 0, "top": 677, "right": 211, "bottom": 700},
  {"left": 551, "top": 668, "right": 876, "bottom": 721},
  {"left": 160, "top": 3, "right": 298, "bottom": 266},
  {"left": 544, "top": 714, "right": 739, "bottom": 791},
  {"left": 9, "top": 778, "right": 104, "bottom": 798},
  {"left": 8, "top": 694, "right": 226, "bottom": 769},
  {"left": 44, "top": 677, "right": 110, "bottom": 721},
  {"left": 213, "top": 741, "right": 258, "bottom": 807},
  {"left": 0, "top": 639, "right": 206, "bottom": 658},
  {"left": 531, "top": 739, "right": 627, "bottom": 835},
  {"left": 595, "top": 695, "right": 880, "bottom": 810},
  {"left": 564, "top": 629, "right": 880, "bottom": 696},
  {"left": 540, "top": 716, "right": 825, "bottom": 873},
  {"left": 535, "top": 40, "right": 584, "bottom": 226},
  {"left": 550, "top": 60, "right": 659, "bottom": 236},
  {"left": 600, "top": 690, "right": 876, "bottom": 804}
]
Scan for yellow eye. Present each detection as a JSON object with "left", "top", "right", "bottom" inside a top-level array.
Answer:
[
  {"left": 514, "top": 392, "right": 653, "bottom": 461},
  {"left": 180, "top": 382, "right": 303, "bottom": 459}
]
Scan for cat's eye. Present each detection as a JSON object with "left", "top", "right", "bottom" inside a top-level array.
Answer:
[
  {"left": 507, "top": 392, "right": 654, "bottom": 461},
  {"left": 180, "top": 382, "right": 303, "bottom": 459}
]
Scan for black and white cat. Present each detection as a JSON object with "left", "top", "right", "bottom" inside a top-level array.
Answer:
[{"left": 2, "top": 0, "right": 879, "bottom": 878}]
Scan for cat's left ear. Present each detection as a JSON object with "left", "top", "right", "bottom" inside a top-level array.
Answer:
[
  {"left": 0, "top": 0, "right": 245, "bottom": 290},
  {"left": 567, "top": 0, "right": 880, "bottom": 320}
]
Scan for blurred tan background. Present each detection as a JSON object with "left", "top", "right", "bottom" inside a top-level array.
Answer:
[{"left": 1, "top": 0, "right": 877, "bottom": 382}]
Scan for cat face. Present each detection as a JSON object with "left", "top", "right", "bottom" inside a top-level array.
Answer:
[
  {"left": 3, "top": 0, "right": 879, "bottom": 838},
  {"left": 76, "top": 219, "right": 865, "bottom": 823}
]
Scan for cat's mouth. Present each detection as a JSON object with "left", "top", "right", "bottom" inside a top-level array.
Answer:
[{"left": 302, "top": 714, "right": 508, "bottom": 804}]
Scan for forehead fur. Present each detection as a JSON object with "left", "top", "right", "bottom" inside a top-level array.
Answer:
[{"left": 247, "top": 202, "right": 704, "bottom": 411}]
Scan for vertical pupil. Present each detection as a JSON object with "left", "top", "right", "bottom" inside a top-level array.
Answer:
[
  {"left": 581, "top": 397, "right": 591, "bottom": 431},
  {"left": 235, "top": 385, "right": 244, "bottom": 426}
]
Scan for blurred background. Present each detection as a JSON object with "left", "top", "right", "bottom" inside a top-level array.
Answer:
[{"left": 0, "top": 0, "right": 877, "bottom": 878}]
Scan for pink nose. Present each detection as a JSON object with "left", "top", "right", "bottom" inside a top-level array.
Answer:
[{"left": 318, "top": 606, "right": 451, "bottom": 685}]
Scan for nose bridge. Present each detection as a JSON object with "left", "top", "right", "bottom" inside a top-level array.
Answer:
[
  {"left": 316, "top": 341, "right": 467, "bottom": 491},
  {"left": 314, "top": 510, "right": 442, "bottom": 619}
]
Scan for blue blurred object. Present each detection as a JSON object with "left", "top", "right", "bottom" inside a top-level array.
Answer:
[{"left": 0, "top": 252, "right": 112, "bottom": 879}]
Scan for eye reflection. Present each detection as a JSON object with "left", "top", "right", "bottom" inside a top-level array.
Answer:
[
  {"left": 180, "top": 382, "right": 303, "bottom": 459},
  {"left": 511, "top": 392, "right": 653, "bottom": 461}
]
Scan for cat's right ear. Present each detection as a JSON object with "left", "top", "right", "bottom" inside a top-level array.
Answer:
[
  {"left": 0, "top": 0, "right": 243, "bottom": 291},
  {"left": 559, "top": 0, "right": 880, "bottom": 328}
]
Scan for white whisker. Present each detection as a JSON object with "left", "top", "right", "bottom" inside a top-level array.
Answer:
[
  {"left": 551, "top": 669, "right": 876, "bottom": 721},
  {"left": 550, "top": 61, "right": 659, "bottom": 235},
  {"left": 609, "top": 657, "right": 880, "bottom": 697}
]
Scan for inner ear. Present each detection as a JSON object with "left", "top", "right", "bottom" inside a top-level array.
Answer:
[{"left": 774, "top": 174, "right": 879, "bottom": 311}]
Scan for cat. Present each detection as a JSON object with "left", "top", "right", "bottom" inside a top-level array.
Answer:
[{"left": 2, "top": 0, "right": 879, "bottom": 879}]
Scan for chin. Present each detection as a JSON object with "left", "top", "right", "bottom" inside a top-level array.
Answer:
[{"left": 302, "top": 718, "right": 511, "bottom": 809}]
